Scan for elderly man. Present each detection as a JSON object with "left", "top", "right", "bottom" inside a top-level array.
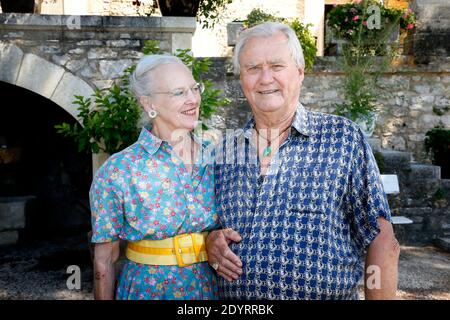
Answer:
[{"left": 206, "top": 22, "right": 400, "bottom": 300}]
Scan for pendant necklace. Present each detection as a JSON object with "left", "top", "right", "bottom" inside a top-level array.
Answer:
[{"left": 256, "top": 124, "right": 291, "bottom": 157}]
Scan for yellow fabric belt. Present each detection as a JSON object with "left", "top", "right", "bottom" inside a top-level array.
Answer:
[{"left": 126, "top": 232, "right": 209, "bottom": 267}]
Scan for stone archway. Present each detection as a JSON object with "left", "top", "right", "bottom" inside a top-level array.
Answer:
[
  {"left": 0, "top": 44, "right": 96, "bottom": 245},
  {"left": 0, "top": 43, "right": 94, "bottom": 123},
  {"left": 0, "top": 43, "right": 109, "bottom": 174}
]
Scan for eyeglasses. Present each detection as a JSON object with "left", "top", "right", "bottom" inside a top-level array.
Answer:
[{"left": 150, "top": 82, "right": 205, "bottom": 98}]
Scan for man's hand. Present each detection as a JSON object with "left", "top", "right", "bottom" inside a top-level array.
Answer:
[
  {"left": 365, "top": 217, "right": 400, "bottom": 300},
  {"left": 206, "top": 228, "right": 243, "bottom": 281}
]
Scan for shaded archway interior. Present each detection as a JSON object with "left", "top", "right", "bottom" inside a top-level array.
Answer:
[{"left": 0, "top": 81, "right": 92, "bottom": 240}]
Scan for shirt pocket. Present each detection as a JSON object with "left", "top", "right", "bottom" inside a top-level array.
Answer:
[{"left": 285, "top": 166, "right": 333, "bottom": 215}]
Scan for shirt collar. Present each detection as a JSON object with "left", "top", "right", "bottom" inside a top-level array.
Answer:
[
  {"left": 138, "top": 126, "right": 165, "bottom": 155},
  {"left": 241, "top": 103, "right": 313, "bottom": 139}
]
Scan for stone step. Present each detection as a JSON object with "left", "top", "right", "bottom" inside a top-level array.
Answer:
[
  {"left": 410, "top": 164, "right": 442, "bottom": 181},
  {"left": 435, "top": 237, "right": 450, "bottom": 253},
  {"left": 0, "top": 230, "right": 19, "bottom": 246},
  {"left": 367, "top": 138, "right": 381, "bottom": 152},
  {"left": 378, "top": 150, "right": 412, "bottom": 174}
]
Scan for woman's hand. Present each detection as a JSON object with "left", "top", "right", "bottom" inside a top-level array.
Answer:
[{"left": 93, "top": 241, "right": 120, "bottom": 300}]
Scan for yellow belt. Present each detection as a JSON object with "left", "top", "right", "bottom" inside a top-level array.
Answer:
[{"left": 126, "top": 232, "right": 209, "bottom": 267}]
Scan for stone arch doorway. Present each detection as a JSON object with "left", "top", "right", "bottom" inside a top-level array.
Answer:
[
  {"left": 0, "top": 47, "right": 96, "bottom": 245},
  {"left": 0, "top": 44, "right": 95, "bottom": 124},
  {"left": 0, "top": 80, "right": 93, "bottom": 244}
]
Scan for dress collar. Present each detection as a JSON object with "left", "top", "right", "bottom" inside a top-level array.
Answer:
[{"left": 138, "top": 125, "right": 209, "bottom": 155}]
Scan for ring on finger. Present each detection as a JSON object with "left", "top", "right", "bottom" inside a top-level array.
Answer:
[{"left": 211, "top": 262, "right": 219, "bottom": 271}]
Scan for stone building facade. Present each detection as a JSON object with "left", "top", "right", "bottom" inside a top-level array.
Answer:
[{"left": 0, "top": 1, "right": 448, "bottom": 245}]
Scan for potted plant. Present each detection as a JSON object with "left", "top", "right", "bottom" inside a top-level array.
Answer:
[
  {"left": 0, "top": 0, "right": 36, "bottom": 13},
  {"left": 328, "top": 0, "right": 416, "bottom": 135},
  {"left": 326, "top": 0, "right": 415, "bottom": 55}
]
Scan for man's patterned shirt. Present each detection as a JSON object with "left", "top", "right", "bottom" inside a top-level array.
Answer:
[{"left": 214, "top": 104, "right": 391, "bottom": 300}]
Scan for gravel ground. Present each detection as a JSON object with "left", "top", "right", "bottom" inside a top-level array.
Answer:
[{"left": 0, "top": 235, "right": 449, "bottom": 300}]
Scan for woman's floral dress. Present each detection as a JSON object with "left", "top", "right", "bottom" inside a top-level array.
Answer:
[{"left": 89, "top": 126, "right": 219, "bottom": 300}]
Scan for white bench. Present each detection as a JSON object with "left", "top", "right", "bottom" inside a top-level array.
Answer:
[{"left": 380, "top": 174, "right": 413, "bottom": 225}]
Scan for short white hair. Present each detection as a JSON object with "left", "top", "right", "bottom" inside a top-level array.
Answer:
[
  {"left": 129, "top": 54, "right": 186, "bottom": 99},
  {"left": 233, "top": 22, "right": 305, "bottom": 76}
]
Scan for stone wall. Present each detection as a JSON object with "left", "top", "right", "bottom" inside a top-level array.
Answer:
[{"left": 0, "top": 13, "right": 195, "bottom": 90}]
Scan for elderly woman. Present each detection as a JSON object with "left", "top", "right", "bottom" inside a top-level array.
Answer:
[{"left": 90, "top": 54, "right": 219, "bottom": 300}]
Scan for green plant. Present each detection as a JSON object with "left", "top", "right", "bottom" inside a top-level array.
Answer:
[
  {"left": 425, "top": 125, "right": 450, "bottom": 179},
  {"left": 399, "top": 8, "right": 416, "bottom": 31},
  {"left": 242, "top": 9, "right": 317, "bottom": 71},
  {"left": 333, "top": 61, "right": 379, "bottom": 121},
  {"left": 242, "top": 8, "right": 283, "bottom": 28},
  {"left": 133, "top": 0, "right": 233, "bottom": 29},
  {"left": 289, "top": 19, "right": 317, "bottom": 73},
  {"left": 433, "top": 187, "right": 448, "bottom": 201},
  {"left": 55, "top": 83, "right": 141, "bottom": 155},
  {"left": 198, "top": 0, "right": 233, "bottom": 29},
  {"left": 327, "top": 0, "right": 414, "bottom": 44},
  {"left": 56, "top": 40, "right": 229, "bottom": 154},
  {"left": 329, "top": 1, "right": 405, "bottom": 127}
]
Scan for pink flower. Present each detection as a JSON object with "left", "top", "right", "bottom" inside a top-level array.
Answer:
[
  {"left": 363, "top": 20, "right": 368, "bottom": 26},
  {"left": 407, "top": 23, "right": 414, "bottom": 29},
  {"left": 352, "top": 15, "right": 359, "bottom": 21}
]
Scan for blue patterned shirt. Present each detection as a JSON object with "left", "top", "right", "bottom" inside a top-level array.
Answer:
[{"left": 214, "top": 104, "right": 391, "bottom": 300}]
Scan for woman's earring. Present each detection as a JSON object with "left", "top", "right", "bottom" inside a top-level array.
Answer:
[{"left": 148, "top": 109, "right": 158, "bottom": 119}]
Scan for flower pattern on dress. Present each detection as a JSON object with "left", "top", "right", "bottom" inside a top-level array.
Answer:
[{"left": 90, "top": 126, "right": 219, "bottom": 300}]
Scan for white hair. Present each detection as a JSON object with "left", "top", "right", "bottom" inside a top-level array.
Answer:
[
  {"left": 129, "top": 54, "right": 186, "bottom": 100},
  {"left": 129, "top": 54, "right": 186, "bottom": 127},
  {"left": 233, "top": 22, "right": 305, "bottom": 76}
]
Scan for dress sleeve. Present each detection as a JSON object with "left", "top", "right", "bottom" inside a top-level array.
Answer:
[
  {"left": 89, "top": 161, "right": 124, "bottom": 243},
  {"left": 347, "top": 127, "right": 392, "bottom": 250}
]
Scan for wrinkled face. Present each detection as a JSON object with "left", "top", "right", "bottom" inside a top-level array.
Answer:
[
  {"left": 239, "top": 32, "right": 304, "bottom": 117},
  {"left": 142, "top": 63, "right": 201, "bottom": 132}
]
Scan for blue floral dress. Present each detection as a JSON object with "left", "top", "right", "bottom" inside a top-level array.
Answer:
[{"left": 89, "top": 126, "right": 219, "bottom": 300}]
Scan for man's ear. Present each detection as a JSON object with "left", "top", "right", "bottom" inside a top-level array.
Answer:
[{"left": 298, "top": 66, "right": 305, "bottom": 83}]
